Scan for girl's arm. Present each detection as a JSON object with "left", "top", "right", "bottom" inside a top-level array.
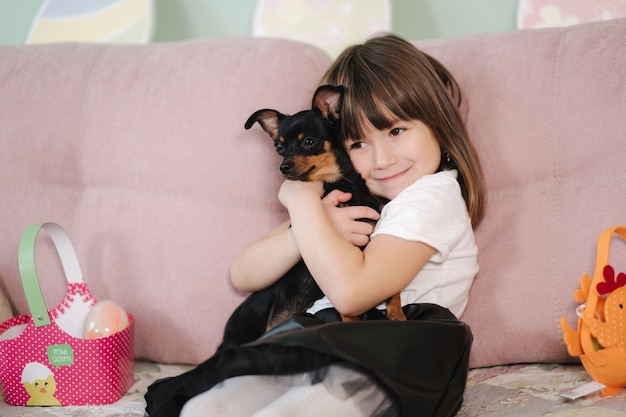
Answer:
[
  {"left": 280, "top": 180, "right": 436, "bottom": 317},
  {"left": 230, "top": 220, "right": 300, "bottom": 292},
  {"left": 230, "top": 190, "right": 380, "bottom": 293}
]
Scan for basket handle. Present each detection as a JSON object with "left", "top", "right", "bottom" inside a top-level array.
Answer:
[
  {"left": 594, "top": 226, "right": 626, "bottom": 273},
  {"left": 18, "top": 223, "right": 84, "bottom": 328},
  {"left": 586, "top": 226, "right": 626, "bottom": 313}
]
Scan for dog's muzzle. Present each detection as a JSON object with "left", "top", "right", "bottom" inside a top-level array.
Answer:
[
  {"left": 280, "top": 161, "right": 294, "bottom": 175},
  {"left": 280, "top": 161, "right": 316, "bottom": 180}
]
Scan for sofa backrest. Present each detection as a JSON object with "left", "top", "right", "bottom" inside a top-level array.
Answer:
[{"left": 0, "top": 19, "right": 625, "bottom": 369}]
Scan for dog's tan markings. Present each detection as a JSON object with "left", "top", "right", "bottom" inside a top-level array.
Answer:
[
  {"left": 310, "top": 141, "right": 342, "bottom": 182},
  {"left": 291, "top": 153, "right": 340, "bottom": 182},
  {"left": 309, "top": 152, "right": 342, "bottom": 182},
  {"left": 298, "top": 133, "right": 305, "bottom": 141},
  {"left": 291, "top": 155, "right": 312, "bottom": 178},
  {"left": 290, "top": 141, "right": 342, "bottom": 182}
]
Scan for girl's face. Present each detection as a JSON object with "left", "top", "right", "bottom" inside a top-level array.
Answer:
[{"left": 346, "top": 119, "right": 441, "bottom": 200}]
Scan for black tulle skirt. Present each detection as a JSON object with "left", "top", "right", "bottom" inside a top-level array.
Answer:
[{"left": 145, "top": 303, "right": 472, "bottom": 417}]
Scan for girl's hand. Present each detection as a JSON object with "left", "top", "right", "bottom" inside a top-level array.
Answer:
[
  {"left": 279, "top": 182, "right": 379, "bottom": 247},
  {"left": 322, "top": 190, "right": 379, "bottom": 247},
  {"left": 278, "top": 179, "right": 324, "bottom": 208}
]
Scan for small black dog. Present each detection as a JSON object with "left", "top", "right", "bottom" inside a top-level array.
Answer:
[{"left": 217, "top": 85, "right": 404, "bottom": 352}]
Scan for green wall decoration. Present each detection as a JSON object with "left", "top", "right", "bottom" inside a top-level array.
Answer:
[{"left": 0, "top": 0, "right": 519, "bottom": 45}]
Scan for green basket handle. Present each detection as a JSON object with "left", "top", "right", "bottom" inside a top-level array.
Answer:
[{"left": 17, "top": 223, "right": 84, "bottom": 328}]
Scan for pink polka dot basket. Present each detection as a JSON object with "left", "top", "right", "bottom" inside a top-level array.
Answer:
[{"left": 0, "top": 223, "right": 135, "bottom": 406}]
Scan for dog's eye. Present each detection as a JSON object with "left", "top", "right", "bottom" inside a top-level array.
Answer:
[
  {"left": 302, "top": 137, "right": 318, "bottom": 148},
  {"left": 274, "top": 141, "right": 285, "bottom": 155}
]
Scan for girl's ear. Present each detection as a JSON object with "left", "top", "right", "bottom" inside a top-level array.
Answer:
[{"left": 312, "top": 85, "right": 344, "bottom": 124}]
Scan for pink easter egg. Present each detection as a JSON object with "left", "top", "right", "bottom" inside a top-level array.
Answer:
[{"left": 83, "top": 300, "right": 129, "bottom": 339}]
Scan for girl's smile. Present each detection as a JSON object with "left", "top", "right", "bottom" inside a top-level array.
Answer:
[
  {"left": 347, "top": 119, "right": 442, "bottom": 200},
  {"left": 375, "top": 167, "right": 414, "bottom": 183}
]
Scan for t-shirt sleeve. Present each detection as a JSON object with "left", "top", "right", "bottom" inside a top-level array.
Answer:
[{"left": 370, "top": 175, "right": 469, "bottom": 263}]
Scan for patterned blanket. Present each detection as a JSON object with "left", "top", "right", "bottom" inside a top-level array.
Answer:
[{"left": 1, "top": 362, "right": 625, "bottom": 416}]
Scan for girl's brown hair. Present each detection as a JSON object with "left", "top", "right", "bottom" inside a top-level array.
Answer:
[{"left": 320, "top": 34, "right": 486, "bottom": 226}]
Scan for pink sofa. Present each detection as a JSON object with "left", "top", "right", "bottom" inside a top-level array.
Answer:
[{"left": 0, "top": 18, "right": 625, "bottom": 416}]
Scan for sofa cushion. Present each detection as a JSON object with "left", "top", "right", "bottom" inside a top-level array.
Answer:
[
  {"left": 0, "top": 38, "right": 331, "bottom": 365},
  {"left": 415, "top": 18, "right": 626, "bottom": 367}
]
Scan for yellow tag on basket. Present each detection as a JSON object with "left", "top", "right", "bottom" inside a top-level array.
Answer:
[{"left": 560, "top": 226, "right": 626, "bottom": 397}]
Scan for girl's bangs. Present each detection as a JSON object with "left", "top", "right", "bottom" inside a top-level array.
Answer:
[{"left": 344, "top": 92, "right": 404, "bottom": 140}]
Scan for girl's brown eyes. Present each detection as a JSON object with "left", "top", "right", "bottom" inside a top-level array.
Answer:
[{"left": 349, "top": 141, "right": 365, "bottom": 150}]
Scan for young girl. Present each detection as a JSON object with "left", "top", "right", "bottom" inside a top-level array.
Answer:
[{"left": 145, "top": 34, "right": 485, "bottom": 417}]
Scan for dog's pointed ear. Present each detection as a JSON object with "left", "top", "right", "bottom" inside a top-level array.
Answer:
[
  {"left": 312, "top": 85, "right": 344, "bottom": 125},
  {"left": 244, "top": 109, "right": 286, "bottom": 140}
]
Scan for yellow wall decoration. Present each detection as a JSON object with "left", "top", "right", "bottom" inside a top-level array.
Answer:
[
  {"left": 27, "top": 0, "right": 153, "bottom": 44},
  {"left": 252, "top": 0, "right": 391, "bottom": 59}
]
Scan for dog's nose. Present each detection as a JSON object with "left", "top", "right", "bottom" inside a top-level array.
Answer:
[{"left": 280, "top": 162, "right": 293, "bottom": 175}]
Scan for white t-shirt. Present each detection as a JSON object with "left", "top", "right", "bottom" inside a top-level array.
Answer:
[{"left": 306, "top": 170, "right": 478, "bottom": 318}]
